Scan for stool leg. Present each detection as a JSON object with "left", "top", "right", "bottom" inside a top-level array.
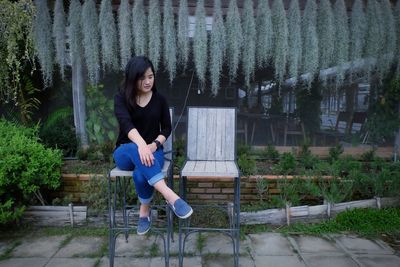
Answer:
[{"left": 234, "top": 176, "right": 240, "bottom": 267}]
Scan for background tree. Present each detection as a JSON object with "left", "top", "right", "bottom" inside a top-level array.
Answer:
[
  {"left": 163, "top": 0, "right": 177, "bottom": 83},
  {"left": 118, "top": 0, "right": 132, "bottom": 70},
  {"left": 226, "top": 0, "right": 242, "bottom": 82},
  {"left": 52, "top": 0, "right": 66, "bottom": 80},
  {"left": 33, "top": 0, "right": 53, "bottom": 87},
  {"left": 99, "top": 0, "right": 119, "bottom": 72},
  {"left": 209, "top": 0, "right": 226, "bottom": 96}
]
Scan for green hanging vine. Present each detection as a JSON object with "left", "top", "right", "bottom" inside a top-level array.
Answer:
[
  {"left": 333, "top": 0, "right": 349, "bottom": 87},
  {"left": 209, "top": 0, "right": 225, "bottom": 96},
  {"left": 177, "top": 0, "right": 189, "bottom": 71},
  {"left": 118, "top": 0, "right": 132, "bottom": 70},
  {"left": 242, "top": 0, "right": 256, "bottom": 90},
  {"left": 68, "top": 0, "right": 82, "bottom": 67},
  {"left": 52, "top": 0, "right": 66, "bottom": 80},
  {"left": 163, "top": 0, "right": 177, "bottom": 83},
  {"left": 193, "top": 0, "right": 207, "bottom": 87},
  {"left": 287, "top": 0, "right": 302, "bottom": 82},
  {"left": 349, "top": 0, "right": 366, "bottom": 81},
  {"left": 365, "top": 0, "right": 382, "bottom": 78},
  {"left": 256, "top": 0, "right": 273, "bottom": 68},
  {"left": 148, "top": 0, "right": 161, "bottom": 72},
  {"left": 317, "top": 0, "right": 334, "bottom": 79},
  {"left": 99, "top": 0, "right": 119, "bottom": 72},
  {"left": 272, "top": 0, "right": 288, "bottom": 86},
  {"left": 226, "top": 0, "right": 242, "bottom": 82},
  {"left": 132, "top": 0, "right": 147, "bottom": 56}
]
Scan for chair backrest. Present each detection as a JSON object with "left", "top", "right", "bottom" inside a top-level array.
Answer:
[
  {"left": 164, "top": 108, "right": 173, "bottom": 160},
  {"left": 186, "top": 107, "right": 236, "bottom": 161}
]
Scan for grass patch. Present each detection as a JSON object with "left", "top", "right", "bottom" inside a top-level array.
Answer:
[
  {"left": 0, "top": 240, "right": 21, "bottom": 261},
  {"left": 196, "top": 233, "right": 206, "bottom": 253}
]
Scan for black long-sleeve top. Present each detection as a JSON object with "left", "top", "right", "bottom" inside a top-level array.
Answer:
[{"left": 114, "top": 90, "right": 172, "bottom": 148}]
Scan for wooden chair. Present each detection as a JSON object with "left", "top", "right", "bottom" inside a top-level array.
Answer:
[
  {"left": 107, "top": 108, "right": 174, "bottom": 267},
  {"left": 179, "top": 107, "right": 240, "bottom": 267}
]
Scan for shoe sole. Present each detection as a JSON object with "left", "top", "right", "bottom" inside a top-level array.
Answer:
[
  {"left": 137, "top": 227, "right": 150, "bottom": 235},
  {"left": 176, "top": 207, "right": 193, "bottom": 219}
]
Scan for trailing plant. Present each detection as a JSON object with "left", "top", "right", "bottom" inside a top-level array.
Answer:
[
  {"left": 275, "top": 152, "right": 297, "bottom": 175},
  {"left": 193, "top": 0, "right": 207, "bottom": 87},
  {"left": 0, "top": 120, "right": 62, "bottom": 224},
  {"left": 365, "top": 0, "right": 382, "bottom": 79},
  {"left": 99, "top": 0, "right": 119, "bottom": 72},
  {"left": 117, "top": 0, "right": 132, "bottom": 70},
  {"left": 287, "top": 0, "right": 301, "bottom": 82},
  {"left": 177, "top": 0, "right": 189, "bottom": 71},
  {"left": 255, "top": 0, "right": 273, "bottom": 68},
  {"left": 39, "top": 107, "right": 77, "bottom": 157},
  {"left": 132, "top": 0, "right": 147, "bottom": 56},
  {"left": 226, "top": 0, "right": 242, "bottom": 82},
  {"left": 255, "top": 177, "right": 269, "bottom": 203},
  {"left": 333, "top": 0, "right": 349, "bottom": 88},
  {"left": 0, "top": 0, "right": 35, "bottom": 104},
  {"left": 377, "top": 0, "right": 396, "bottom": 80},
  {"left": 209, "top": 0, "right": 225, "bottom": 96},
  {"left": 52, "top": 0, "right": 66, "bottom": 80},
  {"left": 85, "top": 84, "right": 118, "bottom": 145},
  {"left": 82, "top": 0, "right": 100, "bottom": 85},
  {"left": 349, "top": 0, "right": 366, "bottom": 81},
  {"left": 242, "top": 0, "right": 256, "bottom": 90},
  {"left": 163, "top": 0, "right": 177, "bottom": 84},
  {"left": 17, "top": 76, "right": 41, "bottom": 124},
  {"left": 148, "top": 0, "right": 161, "bottom": 72},
  {"left": 33, "top": 0, "right": 53, "bottom": 87},
  {"left": 328, "top": 144, "right": 343, "bottom": 163},
  {"left": 271, "top": 0, "right": 288, "bottom": 87},
  {"left": 317, "top": 0, "right": 334, "bottom": 84},
  {"left": 68, "top": 0, "right": 83, "bottom": 67},
  {"left": 365, "top": 78, "right": 400, "bottom": 145},
  {"left": 301, "top": 0, "right": 318, "bottom": 88}
]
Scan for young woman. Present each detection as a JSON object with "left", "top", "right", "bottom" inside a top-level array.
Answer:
[{"left": 113, "top": 56, "right": 192, "bottom": 235}]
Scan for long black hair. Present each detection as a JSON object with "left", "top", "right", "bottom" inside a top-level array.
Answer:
[{"left": 120, "top": 56, "right": 156, "bottom": 109}]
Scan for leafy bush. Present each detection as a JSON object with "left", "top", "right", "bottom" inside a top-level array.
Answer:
[
  {"left": 0, "top": 119, "right": 62, "bottom": 224},
  {"left": 238, "top": 153, "right": 257, "bottom": 176},
  {"left": 275, "top": 152, "right": 297, "bottom": 175},
  {"left": 260, "top": 145, "right": 280, "bottom": 160},
  {"left": 328, "top": 144, "right": 343, "bottom": 163},
  {"left": 40, "top": 107, "right": 77, "bottom": 157},
  {"left": 298, "top": 143, "right": 320, "bottom": 170}
]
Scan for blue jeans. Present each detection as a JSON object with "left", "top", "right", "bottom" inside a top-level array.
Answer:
[{"left": 113, "top": 143, "right": 165, "bottom": 204}]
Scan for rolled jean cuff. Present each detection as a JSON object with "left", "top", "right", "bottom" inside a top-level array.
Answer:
[
  {"left": 148, "top": 172, "right": 165, "bottom": 186},
  {"left": 138, "top": 193, "right": 154, "bottom": 205}
]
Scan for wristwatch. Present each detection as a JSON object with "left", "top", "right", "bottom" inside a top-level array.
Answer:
[{"left": 153, "top": 140, "right": 161, "bottom": 149}]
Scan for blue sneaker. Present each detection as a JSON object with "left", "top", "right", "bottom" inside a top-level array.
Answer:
[
  {"left": 137, "top": 212, "right": 151, "bottom": 235},
  {"left": 168, "top": 199, "right": 193, "bottom": 219}
]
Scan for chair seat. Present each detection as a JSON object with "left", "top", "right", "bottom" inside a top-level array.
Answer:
[
  {"left": 181, "top": 160, "right": 239, "bottom": 177},
  {"left": 110, "top": 161, "right": 171, "bottom": 177}
]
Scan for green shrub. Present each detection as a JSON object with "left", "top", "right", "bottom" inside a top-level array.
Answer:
[
  {"left": 238, "top": 153, "right": 257, "bottom": 176},
  {"left": 0, "top": 119, "right": 62, "bottom": 224},
  {"left": 297, "top": 143, "right": 320, "bottom": 170},
  {"left": 331, "top": 156, "right": 362, "bottom": 176},
  {"left": 328, "top": 144, "right": 343, "bottom": 163},
  {"left": 272, "top": 177, "right": 304, "bottom": 207},
  {"left": 260, "top": 145, "right": 280, "bottom": 160},
  {"left": 275, "top": 152, "right": 297, "bottom": 175}
]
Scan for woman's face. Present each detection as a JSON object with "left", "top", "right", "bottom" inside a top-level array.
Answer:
[{"left": 136, "top": 68, "right": 154, "bottom": 94}]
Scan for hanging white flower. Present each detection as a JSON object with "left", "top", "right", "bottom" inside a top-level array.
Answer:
[
  {"left": 349, "top": 0, "right": 366, "bottom": 80},
  {"left": 301, "top": 0, "right": 319, "bottom": 87},
  {"left": 68, "top": 0, "right": 82, "bottom": 67},
  {"left": 242, "top": 0, "right": 256, "bottom": 89},
  {"left": 287, "top": 0, "right": 301, "bottom": 82},
  {"left": 209, "top": 0, "right": 226, "bottom": 96},
  {"left": 365, "top": 0, "right": 382, "bottom": 76},
  {"left": 272, "top": 0, "right": 288, "bottom": 86},
  {"left": 148, "top": 0, "right": 161, "bottom": 72},
  {"left": 193, "top": 0, "right": 208, "bottom": 86},
  {"left": 333, "top": 0, "right": 349, "bottom": 87},
  {"left": 53, "top": 0, "right": 66, "bottom": 80},
  {"left": 177, "top": 0, "right": 190, "bottom": 70},
  {"left": 395, "top": 1, "right": 400, "bottom": 77},
  {"left": 317, "top": 0, "right": 334, "bottom": 73},
  {"left": 226, "top": 0, "right": 243, "bottom": 81},
  {"left": 256, "top": 0, "right": 273, "bottom": 68},
  {"left": 33, "top": 0, "right": 53, "bottom": 87},
  {"left": 163, "top": 0, "right": 177, "bottom": 83},
  {"left": 132, "top": 0, "right": 147, "bottom": 56},
  {"left": 99, "top": 0, "right": 119, "bottom": 72},
  {"left": 377, "top": 0, "right": 396, "bottom": 79},
  {"left": 81, "top": 0, "right": 100, "bottom": 85},
  {"left": 118, "top": 0, "right": 132, "bottom": 70}
]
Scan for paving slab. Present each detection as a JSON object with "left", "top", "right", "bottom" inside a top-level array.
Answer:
[
  {"left": 0, "top": 241, "right": 12, "bottom": 256},
  {"left": 169, "top": 232, "right": 200, "bottom": 255},
  {"left": 253, "top": 256, "right": 307, "bottom": 267},
  {"left": 248, "top": 233, "right": 294, "bottom": 256},
  {"left": 203, "top": 255, "right": 255, "bottom": 267},
  {"left": 0, "top": 257, "right": 48, "bottom": 267},
  {"left": 54, "top": 236, "right": 104, "bottom": 257},
  {"left": 98, "top": 256, "right": 151, "bottom": 267},
  {"left": 45, "top": 258, "right": 98, "bottom": 267},
  {"left": 202, "top": 233, "right": 251, "bottom": 255},
  {"left": 150, "top": 256, "right": 202, "bottom": 267},
  {"left": 11, "top": 235, "right": 68, "bottom": 258},
  {"left": 332, "top": 235, "right": 395, "bottom": 255},
  {"left": 290, "top": 235, "right": 341, "bottom": 253},
  {"left": 114, "top": 234, "right": 165, "bottom": 257},
  {"left": 302, "top": 254, "right": 359, "bottom": 267},
  {"left": 356, "top": 255, "right": 400, "bottom": 267}
]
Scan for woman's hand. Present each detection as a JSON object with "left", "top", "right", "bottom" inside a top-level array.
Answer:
[
  {"left": 148, "top": 143, "right": 157, "bottom": 153},
  {"left": 138, "top": 144, "right": 155, "bottom": 167}
]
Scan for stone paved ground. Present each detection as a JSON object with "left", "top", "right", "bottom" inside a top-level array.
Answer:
[{"left": 0, "top": 232, "right": 399, "bottom": 267}]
